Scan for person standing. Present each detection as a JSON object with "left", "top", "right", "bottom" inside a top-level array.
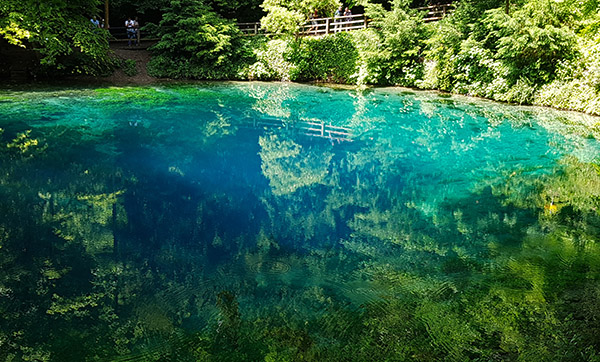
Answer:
[
  {"left": 334, "top": 6, "right": 343, "bottom": 33},
  {"left": 343, "top": 7, "right": 352, "bottom": 30},
  {"left": 307, "top": 10, "right": 319, "bottom": 35},
  {"left": 90, "top": 16, "right": 100, "bottom": 28},
  {"left": 134, "top": 17, "right": 141, "bottom": 46},
  {"left": 125, "top": 17, "right": 136, "bottom": 46}
]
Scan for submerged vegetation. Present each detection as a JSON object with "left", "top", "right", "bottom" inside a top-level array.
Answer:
[{"left": 0, "top": 83, "right": 599, "bottom": 360}]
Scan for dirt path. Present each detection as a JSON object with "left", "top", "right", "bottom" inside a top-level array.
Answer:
[{"left": 100, "top": 41, "right": 157, "bottom": 85}]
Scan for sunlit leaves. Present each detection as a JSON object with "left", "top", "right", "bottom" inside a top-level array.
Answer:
[
  {"left": 0, "top": 0, "right": 112, "bottom": 75},
  {"left": 260, "top": 0, "right": 340, "bottom": 34}
]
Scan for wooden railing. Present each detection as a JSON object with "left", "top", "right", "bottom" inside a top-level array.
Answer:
[
  {"left": 237, "top": 22, "right": 263, "bottom": 35},
  {"left": 237, "top": 14, "right": 368, "bottom": 36},
  {"left": 301, "top": 14, "right": 368, "bottom": 36},
  {"left": 237, "top": 4, "right": 453, "bottom": 36},
  {"left": 416, "top": 3, "right": 455, "bottom": 22}
]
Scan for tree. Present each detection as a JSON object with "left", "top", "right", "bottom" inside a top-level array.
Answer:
[
  {"left": 0, "top": 0, "right": 113, "bottom": 75},
  {"left": 147, "top": 0, "right": 250, "bottom": 79},
  {"left": 260, "top": 0, "right": 341, "bottom": 34}
]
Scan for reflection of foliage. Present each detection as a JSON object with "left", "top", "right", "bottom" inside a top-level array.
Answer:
[
  {"left": 259, "top": 133, "right": 333, "bottom": 195},
  {"left": 2, "top": 84, "right": 600, "bottom": 361},
  {"left": 53, "top": 190, "right": 126, "bottom": 254},
  {"left": 247, "top": 83, "right": 293, "bottom": 119}
]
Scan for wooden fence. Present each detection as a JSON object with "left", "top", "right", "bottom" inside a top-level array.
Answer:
[
  {"left": 301, "top": 14, "right": 368, "bottom": 36},
  {"left": 106, "top": 3, "right": 454, "bottom": 42},
  {"left": 237, "top": 14, "right": 368, "bottom": 36},
  {"left": 416, "top": 3, "right": 454, "bottom": 22},
  {"left": 237, "top": 4, "right": 454, "bottom": 36}
]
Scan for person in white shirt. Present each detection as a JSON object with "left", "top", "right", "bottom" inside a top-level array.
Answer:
[{"left": 125, "top": 17, "right": 136, "bottom": 46}]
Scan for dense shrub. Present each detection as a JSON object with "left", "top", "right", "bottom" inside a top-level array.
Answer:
[
  {"left": 363, "top": 0, "right": 427, "bottom": 86},
  {"left": 245, "top": 38, "right": 295, "bottom": 81},
  {"left": 287, "top": 32, "right": 358, "bottom": 83},
  {"left": 483, "top": 7, "right": 578, "bottom": 86},
  {"left": 147, "top": 0, "right": 252, "bottom": 79},
  {"left": 533, "top": 36, "right": 600, "bottom": 115},
  {"left": 419, "top": 0, "right": 582, "bottom": 104},
  {"left": 418, "top": 20, "right": 464, "bottom": 91},
  {"left": 350, "top": 28, "right": 385, "bottom": 86}
]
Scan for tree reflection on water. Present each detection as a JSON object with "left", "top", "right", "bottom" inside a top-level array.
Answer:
[{"left": 0, "top": 83, "right": 599, "bottom": 361}]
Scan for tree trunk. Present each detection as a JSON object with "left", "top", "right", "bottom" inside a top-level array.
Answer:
[{"left": 105, "top": 0, "right": 110, "bottom": 28}]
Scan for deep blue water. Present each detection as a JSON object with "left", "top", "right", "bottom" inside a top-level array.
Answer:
[{"left": 1, "top": 82, "right": 599, "bottom": 361}]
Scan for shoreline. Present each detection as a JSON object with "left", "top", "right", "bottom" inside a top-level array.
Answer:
[{"left": 1, "top": 67, "right": 599, "bottom": 120}]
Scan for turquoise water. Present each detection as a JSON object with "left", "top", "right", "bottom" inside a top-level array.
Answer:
[{"left": 1, "top": 82, "right": 600, "bottom": 361}]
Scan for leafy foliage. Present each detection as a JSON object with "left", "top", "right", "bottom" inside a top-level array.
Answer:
[
  {"left": 245, "top": 38, "right": 295, "bottom": 81},
  {"left": 260, "top": 0, "right": 340, "bottom": 34},
  {"left": 418, "top": 0, "right": 592, "bottom": 106},
  {"left": 287, "top": 32, "right": 358, "bottom": 83},
  {"left": 147, "top": 0, "right": 251, "bottom": 79},
  {"left": 0, "top": 0, "right": 113, "bottom": 75},
  {"left": 361, "top": 0, "right": 427, "bottom": 86}
]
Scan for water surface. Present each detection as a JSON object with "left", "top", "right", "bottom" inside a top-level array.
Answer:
[{"left": 1, "top": 82, "right": 599, "bottom": 361}]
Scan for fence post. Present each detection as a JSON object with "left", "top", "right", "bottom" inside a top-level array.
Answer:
[
  {"left": 325, "top": 18, "right": 330, "bottom": 34},
  {"left": 254, "top": 23, "right": 258, "bottom": 34}
]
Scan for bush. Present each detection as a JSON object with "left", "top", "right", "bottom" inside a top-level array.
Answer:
[
  {"left": 484, "top": 7, "right": 578, "bottom": 86},
  {"left": 418, "top": 20, "right": 463, "bottom": 91},
  {"left": 363, "top": 0, "right": 427, "bottom": 86},
  {"left": 147, "top": 0, "right": 251, "bottom": 79},
  {"left": 350, "top": 28, "right": 385, "bottom": 86},
  {"left": 287, "top": 32, "right": 358, "bottom": 83},
  {"left": 121, "top": 59, "right": 137, "bottom": 76},
  {"left": 245, "top": 38, "right": 295, "bottom": 81}
]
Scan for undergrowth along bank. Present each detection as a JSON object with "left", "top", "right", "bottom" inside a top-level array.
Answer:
[{"left": 144, "top": 0, "right": 600, "bottom": 116}]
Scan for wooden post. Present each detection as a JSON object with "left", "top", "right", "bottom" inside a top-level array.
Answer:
[
  {"left": 254, "top": 23, "right": 258, "bottom": 35},
  {"left": 325, "top": 18, "right": 330, "bottom": 34}
]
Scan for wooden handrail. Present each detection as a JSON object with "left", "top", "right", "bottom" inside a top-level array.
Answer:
[
  {"left": 236, "top": 4, "right": 454, "bottom": 36},
  {"left": 238, "top": 13, "right": 369, "bottom": 36}
]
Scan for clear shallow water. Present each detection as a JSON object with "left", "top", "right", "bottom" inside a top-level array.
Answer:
[{"left": 1, "top": 82, "right": 600, "bottom": 361}]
